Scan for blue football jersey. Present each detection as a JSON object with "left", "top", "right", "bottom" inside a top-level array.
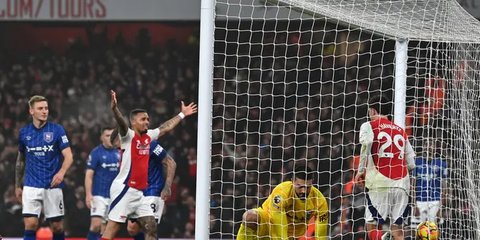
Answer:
[
  {"left": 414, "top": 157, "right": 448, "bottom": 202},
  {"left": 143, "top": 140, "right": 168, "bottom": 196},
  {"left": 87, "top": 145, "right": 120, "bottom": 198},
  {"left": 18, "top": 122, "right": 70, "bottom": 189}
]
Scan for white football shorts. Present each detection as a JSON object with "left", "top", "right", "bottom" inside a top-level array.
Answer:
[
  {"left": 143, "top": 196, "right": 165, "bottom": 223},
  {"left": 108, "top": 183, "right": 154, "bottom": 223},
  {"left": 22, "top": 186, "right": 64, "bottom": 220},
  {"left": 365, "top": 188, "right": 410, "bottom": 225},
  {"left": 90, "top": 196, "right": 110, "bottom": 220}
]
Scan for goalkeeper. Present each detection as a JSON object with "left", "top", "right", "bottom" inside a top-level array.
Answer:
[{"left": 237, "top": 164, "right": 329, "bottom": 240}]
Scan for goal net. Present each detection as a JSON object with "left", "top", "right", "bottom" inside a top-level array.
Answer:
[{"left": 209, "top": 0, "right": 480, "bottom": 239}]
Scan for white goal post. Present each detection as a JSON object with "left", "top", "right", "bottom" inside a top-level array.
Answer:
[{"left": 198, "top": 0, "right": 480, "bottom": 239}]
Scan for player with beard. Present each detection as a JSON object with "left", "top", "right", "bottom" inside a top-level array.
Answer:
[
  {"left": 237, "top": 164, "right": 329, "bottom": 240},
  {"left": 101, "top": 90, "right": 196, "bottom": 240}
]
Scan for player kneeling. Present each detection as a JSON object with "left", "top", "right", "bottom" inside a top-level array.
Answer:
[{"left": 237, "top": 164, "right": 328, "bottom": 240}]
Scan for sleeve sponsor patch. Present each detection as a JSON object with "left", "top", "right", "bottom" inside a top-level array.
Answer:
[
  {"left": 61, "top": 135, "right": 69, "bottom": 144},
  {"left": 153, "top": 144, "right": 165, "bottom": 156},
  {"left": 317, "top": 212, "right": 328, "bottom": 222}
]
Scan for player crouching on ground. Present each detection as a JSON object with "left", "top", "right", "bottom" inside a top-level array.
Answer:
[{"left": 237, "top": 163, "right": 329, "bottom": 240}]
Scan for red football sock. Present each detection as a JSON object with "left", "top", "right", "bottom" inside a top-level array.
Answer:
[{"left": 369, "top": 229, "right": 382, "bottom": 240}]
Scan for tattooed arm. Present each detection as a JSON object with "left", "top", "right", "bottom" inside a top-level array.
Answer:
[
  {"left": 157, "top": 101, "right": 197, "bottom": 139},
  {"left": 15, "top": 151, "right": 26, "bottom": 201},
  {"left": 160, "top": 155, "right": 176, "bottom": 200},
  {"left": 111, "top": 90, "right": 128, "bottom": 136}
]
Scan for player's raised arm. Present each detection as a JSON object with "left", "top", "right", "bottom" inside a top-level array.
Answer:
[
  {"left": 160, "top": 155, "right": 177, "bottom": 200},
  {"left": 15, "top": 151, "right": 26, "bottom": 201},
  {"left": 110, "top": 90, "right": 128, "bottom": 136},
  {"left": 157, "top": 101, "right": 197, "bottom": 138}
]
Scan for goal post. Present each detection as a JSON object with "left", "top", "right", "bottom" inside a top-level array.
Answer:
[
  {"left": 196, "top": 0, "right": 215, "bottom": 239},
  {"left": 394, "top": 38, "right": 408, "bottom": 129},
  {"left": 199, "top": 0, "right": 480, "bottom": 239}
]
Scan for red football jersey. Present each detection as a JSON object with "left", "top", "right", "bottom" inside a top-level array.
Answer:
[
  {"left": 113, "top": 128, "right": 160, "bottom": 190},
  {"left": 369, "top": 118, "right": 409, "bottom": 180}
]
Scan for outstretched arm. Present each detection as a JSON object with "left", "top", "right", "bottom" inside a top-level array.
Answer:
[
  {"left": 15, "top": 151, "right": 26, "bottom": 201},
  {"left": 160, "top": 155, "right": 177, "bottom": 200},
  {"left": 111, "top": 90, "right": 128, "bottom": 136},
  {"left": 157, "top": 101, "right": 197, "bottom": 139}
]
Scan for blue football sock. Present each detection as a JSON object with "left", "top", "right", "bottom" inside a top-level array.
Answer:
[
  {"left": 53, "top": 232, "right": 65, "bottom": 240},
  {"left": 133, "top": 232, "right": 145, "bottom": 240},
  {"left": 24, "top": 230, "right": 36, "bottom": 240},
  {"left": 87, "top": 231, "right": 101, "bottom": 240}
]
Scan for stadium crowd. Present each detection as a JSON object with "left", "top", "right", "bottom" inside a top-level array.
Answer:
[
  {"left": 0, "top": 25, "right": 199, "bottom": 237},
  {"left": 0, "top": 21, "right": 471, "bottom": 240},
  {"left": 0, "top": 21, "right": 401, "bottom": 239}
]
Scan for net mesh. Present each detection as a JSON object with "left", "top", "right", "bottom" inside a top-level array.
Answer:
[{"left": 210, "top": 0, "right": 480, "bottom": 238}]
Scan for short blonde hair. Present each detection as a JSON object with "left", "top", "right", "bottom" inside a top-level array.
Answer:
[{"left": 28, "top": 95, "right": 48, "bottom": 108}]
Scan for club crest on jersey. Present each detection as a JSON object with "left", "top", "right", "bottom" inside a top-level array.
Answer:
[{"left": 44, "top": 132, "right": 54, "bottom": 143}]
